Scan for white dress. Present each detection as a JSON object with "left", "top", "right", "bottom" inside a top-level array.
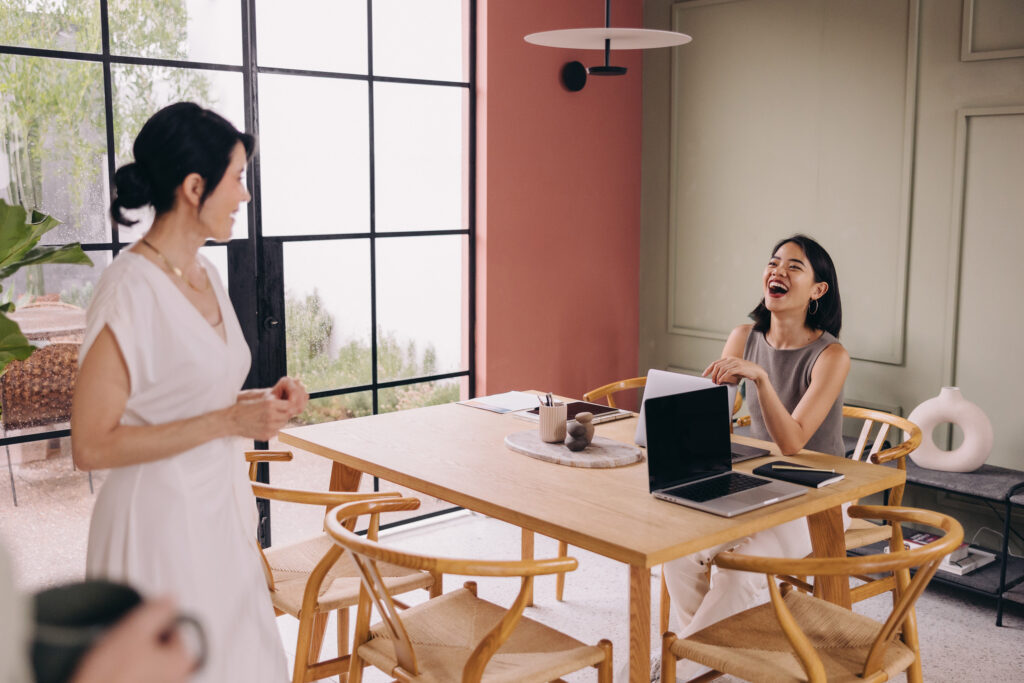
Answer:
[{"left": 82, "top": 252, "right": 287, "bottom": 683}]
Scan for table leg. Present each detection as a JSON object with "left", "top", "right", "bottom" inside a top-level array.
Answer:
[
  {"left": 328, "top": 461, "right": 363, "bottom": 492},
  {"left": 521, "top": 529, "right": 535, "bottom": 607},
  {"left": 807, "top": 506, "right": 851, "bottom": 608},
  {"left": 629, "top": 565, "right": 651, "bottom": 683}
]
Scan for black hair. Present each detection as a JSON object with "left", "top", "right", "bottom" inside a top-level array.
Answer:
[
  {"left": 109, "top": 102, "right": 255, "bottom": 226},
  {"left": 748, "top": 234, "right": 842, "bottom": 337}
]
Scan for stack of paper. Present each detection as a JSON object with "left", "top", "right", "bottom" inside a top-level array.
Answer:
[{"left": 457, "top": 391, "right": 539, "bottom": 414}]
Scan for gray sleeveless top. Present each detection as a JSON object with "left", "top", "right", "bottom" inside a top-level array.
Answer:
[{"left": 743, "top": 329, "right": 845, "bottom": 457}]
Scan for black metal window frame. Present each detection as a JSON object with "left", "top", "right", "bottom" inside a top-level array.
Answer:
[{"left": 0, "top": 0, "right": 478, "bottom": 518}]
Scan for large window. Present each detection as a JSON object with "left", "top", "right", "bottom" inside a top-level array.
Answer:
[{"left": 0, "top": 2, "right": 475, "bottom": 531}]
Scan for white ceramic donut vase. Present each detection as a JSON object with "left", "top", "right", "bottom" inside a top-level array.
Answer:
[{"left": 905, "top": 387, "right": 993, "bottom": 472}]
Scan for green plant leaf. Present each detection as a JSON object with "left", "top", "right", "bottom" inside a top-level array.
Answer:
[
  {"left": 0, "top": 311, "right": 36, "bottom": 377},
  {"left": 0, "top": 243, "right": 93, "bottom": 281},
  {"left": 0, "top": 199, "right": 63, "bottom": 270}
]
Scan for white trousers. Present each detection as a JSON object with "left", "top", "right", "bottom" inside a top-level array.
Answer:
[{"left": 663, "top": 517, "right": 812, "bottom": 640}]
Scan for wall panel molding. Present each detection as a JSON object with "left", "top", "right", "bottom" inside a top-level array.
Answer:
[
  {"left": 666, "top": 0, "right": 919, "bottom": 365},
  {"left": 961, "top": 0, "right": 1024, "bottom": 62},
  {"left": 943, "top": 106, "right": 1024, "bottom": 386}
]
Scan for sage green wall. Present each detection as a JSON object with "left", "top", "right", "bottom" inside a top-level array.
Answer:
[{"left": 640, "top": 0, "right": 1024, "bottom": 546}]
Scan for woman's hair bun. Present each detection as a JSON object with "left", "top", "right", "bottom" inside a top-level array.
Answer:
[{"left": 110, "top": 163, "right": 154, "bottom": 226}]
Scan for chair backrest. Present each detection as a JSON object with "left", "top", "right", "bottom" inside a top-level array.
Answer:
[
  {"left": 325, "top": 498, "right": 577, "bottom": 679},
  {"left": 843, "top": 406, "right": 922, "bottom": 506},
  {"left": 714, "top": 505, "right": 963, "bottom": 681},
  {"left": 583, "top": 376, "right": 646, "bottom": 409},
  {"left": 0, "top": 342, "right": 79, "bottom": 430}
]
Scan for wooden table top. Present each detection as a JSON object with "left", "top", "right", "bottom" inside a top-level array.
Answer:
[{"left": 280, "top": 401, "right": 905, "bottom": 569}]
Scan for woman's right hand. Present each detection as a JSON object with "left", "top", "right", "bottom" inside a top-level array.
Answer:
[{"left": 226, "top": 390, "right": 293, "bottom": 441}]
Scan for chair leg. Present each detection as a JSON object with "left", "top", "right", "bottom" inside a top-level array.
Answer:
[
  {"left": 293, "top": 613, "right": 314, "bottom": 683},
  {"left": 902, "top": 607, "right": 923, "bottom": 683},
  {"left": 309, "top": 611, "right": 329, "bottom": 666},
  {"left": 337, "top": 607, "right": 350, "bottom": 658},
  {"left": 521, "top": 529, "right": 534, "bottom": 606},
  {"left": 661, "top": 632, "right": 678, "bottom": 683},
  {"left": 556, "top": 540, "right": 568, "bottom": 601},
  {"left": 5, "top": 443, "right": 17, "bottom": 506},
  {"left": 596, "top": 639, "right": 613, "bottom": 683}
]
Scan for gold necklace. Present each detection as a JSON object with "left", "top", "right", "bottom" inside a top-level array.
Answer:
[{"left": 140, "top": 237, "right": 210, "bottom": 293}]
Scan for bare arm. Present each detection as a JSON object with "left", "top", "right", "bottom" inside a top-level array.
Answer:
[
  {"left": 704, "top": 325, "right": 850, "bottom": 455},
  {"left": 71, "top": 326, "right": 304, "bottom": 471}
]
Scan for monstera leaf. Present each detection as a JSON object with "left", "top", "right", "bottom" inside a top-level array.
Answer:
[{"left": 0, "top": 199, "right": 93, "bottom": 376}]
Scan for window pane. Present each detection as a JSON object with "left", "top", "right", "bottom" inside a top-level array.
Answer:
[
  {"left": 376, "top": 235, "right": 466, "bottom": 382},
  {"left": 372, "top": 0, "right": 466, "bottom": 82},
  {"left": 291, "top": 391, "right": 373, "bottom": 426},
  {"left": 0, "top": 55, "right": 109, "bottom": 245},
  {"left": 109, "top": 0, "right": 242, "bottom": 65},
  {"left": 284, "top": 240, "right": 372, "bottom": 393},
  {"left": 5, "top": 251, "right": 110, "bottom": 334},
  {"left": 258, "top": 75, "right": 370, "bottom": 235},
  {"left": 111, "top": 65, "right": 249, "bottom": 240},
  {"left": 0, "top": 0, "right": 101, "bottom": 54},
  {"left": 378, "top": 377, "right": 465, "bottom": 414},
  {"left": 255, "top": 0, "right": 367, "bottom": 74},
  {"left": 374, "top": 83, "right": 465, "bottom": 232}
]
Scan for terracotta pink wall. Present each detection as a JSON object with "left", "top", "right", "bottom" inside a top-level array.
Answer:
[{"left": 477, "top": 0, "right": 643, "bottom": 401}]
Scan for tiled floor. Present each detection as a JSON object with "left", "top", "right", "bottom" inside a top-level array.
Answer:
[{"left": 3, "top": 443, "right": 1024, "bottom": 682}]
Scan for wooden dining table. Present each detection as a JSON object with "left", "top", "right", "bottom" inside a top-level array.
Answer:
[{"left": 279, "top": 396, "right": 905, "bottom": 683}]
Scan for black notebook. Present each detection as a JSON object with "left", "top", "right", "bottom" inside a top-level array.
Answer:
[
  {"left": 524, "top": 400, "right": 628, "bottom": 422},
  {"left": 752, "top": 461, "right": 845, "bottom": 488}
]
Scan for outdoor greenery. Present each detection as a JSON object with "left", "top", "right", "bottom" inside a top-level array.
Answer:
[
  {"left": 0, "top": 0, "right": 211, "bottom": 297},
  {"left": 0, "top": 200, "right": 92, "bottom": 376},
  {"left": 286, "top": 290, "right": 459, "bottom": 423}
]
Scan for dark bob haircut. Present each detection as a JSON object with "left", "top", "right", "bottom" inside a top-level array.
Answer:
[
  {"left": 749, "top": 234, "right": 842, "bottom": 337},
  {"left": 110, "top": 102, "right": 255, "bottom": 226}
]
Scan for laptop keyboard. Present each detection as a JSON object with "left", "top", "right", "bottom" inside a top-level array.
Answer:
[{"left": 664, "top": 472, "right": 770, "bottom": 503}]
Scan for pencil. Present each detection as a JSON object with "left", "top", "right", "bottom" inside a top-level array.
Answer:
[{"left": 771, "top": 465, "right": 835, "bottom": 474}]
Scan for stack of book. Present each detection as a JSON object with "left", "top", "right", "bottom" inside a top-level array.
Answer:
[{"left": 901, "top": 531, "right": 996, "bottom": 576}]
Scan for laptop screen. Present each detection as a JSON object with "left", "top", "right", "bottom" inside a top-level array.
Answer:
[{"left": 644, "top": 386, "right": 732, "bottom": 492}]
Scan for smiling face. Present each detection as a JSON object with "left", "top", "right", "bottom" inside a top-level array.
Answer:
[
  {"left": 762, "top": 240, "right": 828, "bottom": 315},
  {"left": 198, "top": 141, "right": 250, "bottom": 242}
]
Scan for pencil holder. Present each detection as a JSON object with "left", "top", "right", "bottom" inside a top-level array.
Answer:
[{"left": 539, "top": 402, "right": 567, "bottom": 443}]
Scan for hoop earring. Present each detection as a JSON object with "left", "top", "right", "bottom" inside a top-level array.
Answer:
[{"left": 808, "top": 298, "right": 819, "bottom": 316}]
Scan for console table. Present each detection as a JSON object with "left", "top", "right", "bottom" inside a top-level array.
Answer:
[{"left": 900, "top": 460, "right": 1024, "bottom": 626}]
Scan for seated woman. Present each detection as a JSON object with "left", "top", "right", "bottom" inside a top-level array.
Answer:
[{"left": 662, "top": 234, "right": 849, "bottom": 679}]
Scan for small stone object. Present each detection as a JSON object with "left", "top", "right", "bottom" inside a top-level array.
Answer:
[
  {"left": 575, "top": 412, "right": 595, "bottom": 443},
  {"left": 564, "top": 413, "right": 596, "bottom": 452},
  {"left": 565, "top": 419, "right": 588, "bottom": 451}
]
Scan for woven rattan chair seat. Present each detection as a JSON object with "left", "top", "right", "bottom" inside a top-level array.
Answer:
[
  {"left": 358, "top": 587, "right": 606, "bottom": 682},
  {"left": 264, "top": 534, "right": 434, "bottom": 615},
  {"left": 671, "top": 590, "right": 916, "bottom": 683},
  {"left": 844, "top": 517, "right": 893, "bottom": 551}
]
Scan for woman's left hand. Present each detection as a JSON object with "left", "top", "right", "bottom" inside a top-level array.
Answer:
[
  {"left": 703, "top": 357, "right": 767, "bottom": 386},
  {"left": 270, "top": 376, "right": 309, "bottom": 417}
]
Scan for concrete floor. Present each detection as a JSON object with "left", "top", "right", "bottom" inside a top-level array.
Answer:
[{"left": 3, "top": 442, "right": 1024, "bottom": 682}]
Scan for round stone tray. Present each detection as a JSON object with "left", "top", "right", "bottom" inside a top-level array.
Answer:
[{"left": 504, "top": 430, "right": 644, "bottom": 468}]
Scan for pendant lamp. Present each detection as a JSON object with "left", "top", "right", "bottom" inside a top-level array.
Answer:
[{"left": 525, "top": 0, "right": 692, "bottom": 91}]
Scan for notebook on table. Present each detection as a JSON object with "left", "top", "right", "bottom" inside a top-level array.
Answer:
[
  {"left": 644, "top": 388, "right": 805, "bottom": 517},
  {"left": 752, "top": 461, "right": 845, "bottom": 488}
]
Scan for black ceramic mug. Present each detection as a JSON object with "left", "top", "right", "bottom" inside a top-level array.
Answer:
[{"left": 31, "top": 580, "right": 206, "bottom": 683}]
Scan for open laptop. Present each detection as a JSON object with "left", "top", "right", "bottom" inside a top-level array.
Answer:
[
  {"left": 645, "top": 387, "right": 805, "bottom": 517},
  {"left": 635, "top": 369, "right": 770, "bottom": 462}
]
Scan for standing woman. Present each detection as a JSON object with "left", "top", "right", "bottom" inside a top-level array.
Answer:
[
  {"left": 662, "top": 234, "right": 849, "bottom": 678},
  {"left": 72, "top": 102, "right": 307, "bottom": 682}
]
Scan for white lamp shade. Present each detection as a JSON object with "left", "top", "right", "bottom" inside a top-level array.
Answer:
[{"left": 524, "top": 27, "right": 692, "bottom": 50}]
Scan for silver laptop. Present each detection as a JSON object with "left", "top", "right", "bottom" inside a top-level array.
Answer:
[
  {"left": 635, "top": 370, "right": 769, "bottom": 462},
  {"left": 645, "top": 388, "right": 805, "bottom": 517}
]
